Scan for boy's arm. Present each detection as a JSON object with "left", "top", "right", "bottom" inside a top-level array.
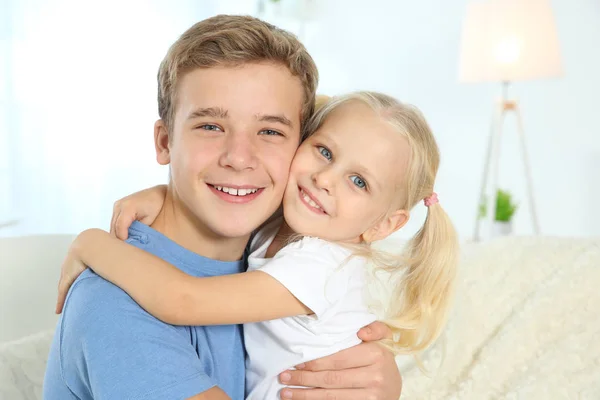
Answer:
[
  {"left": 279, "top": 323, "right": 402, "bottom": 400},
  {"left": 63, "top": 228, "right": 312, "bottom": 325}
]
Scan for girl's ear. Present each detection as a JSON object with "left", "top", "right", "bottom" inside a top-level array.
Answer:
[
  {"left": 361, "top": 209, "right": 409, "bottom": 243},
  {"left": 154, "top": 119, "right": 171, "bottom": 165}
]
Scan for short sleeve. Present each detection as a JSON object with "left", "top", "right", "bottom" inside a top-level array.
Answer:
[
  {"left": 257, "top": 237, "right": 360, "bottom": 319},
  {"left": 59, "top": 271, "right": 215, "bottom": 400}
]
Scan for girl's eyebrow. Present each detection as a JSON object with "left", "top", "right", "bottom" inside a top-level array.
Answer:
[
  {"left": 318, "top": 132, "right": 338, "bottom": 149},
  {"left": 355, "top": 164, "right": 380, "bottom": 191}
]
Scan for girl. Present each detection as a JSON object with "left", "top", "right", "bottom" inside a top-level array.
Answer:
[{"left": 57, "top": 91, "right": 459, "bottom": 398}]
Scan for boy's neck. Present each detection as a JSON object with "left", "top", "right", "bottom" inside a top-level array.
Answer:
[{"left": 150, "top": 189, "right": 250, "bottom": 262}]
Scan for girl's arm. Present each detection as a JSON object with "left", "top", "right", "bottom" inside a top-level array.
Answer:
[{"left": 58, "top": 228, "right": 312, "bottom": 325}]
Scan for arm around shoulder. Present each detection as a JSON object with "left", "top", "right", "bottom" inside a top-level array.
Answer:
[{"left": 71, "top": 228, "right": 312, "bottom": 326}]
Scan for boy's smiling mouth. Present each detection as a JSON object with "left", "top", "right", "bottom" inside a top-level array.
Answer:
[
  {"left": 212, "top": 185, "right": 259, "bottom": 196},
  {"left": 207, "top": 184, "right": 264, "bottom": 203}
]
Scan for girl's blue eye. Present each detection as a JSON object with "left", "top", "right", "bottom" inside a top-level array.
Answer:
[
  {"left": 318, "top": 146, "right": 332, "bottom": 160},
  {"left": 350, "top": 175, "right": 367, "bottom": 189},
  {"left": 199, "top": 124, "right": 222, "bottom": 132}
]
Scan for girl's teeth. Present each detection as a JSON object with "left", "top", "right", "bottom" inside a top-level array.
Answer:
[{"left": 302, "top": 191, "right": 321, "bottom": 209}]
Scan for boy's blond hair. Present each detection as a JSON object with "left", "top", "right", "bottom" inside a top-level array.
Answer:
[{"left": 157, "top": 15, "right": 319, "bottom": 136}]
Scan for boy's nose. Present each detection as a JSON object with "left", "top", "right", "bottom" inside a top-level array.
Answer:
[{"left": 219, "top": 132, "right": 258, "bottom": 171}]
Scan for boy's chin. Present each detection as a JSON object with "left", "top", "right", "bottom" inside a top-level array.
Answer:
[
  {"left": 215, "top": 226, "right": 255, "bottom": 240},
  {"left": 209, "top": 215, "right": 268, "bottom": 239}
]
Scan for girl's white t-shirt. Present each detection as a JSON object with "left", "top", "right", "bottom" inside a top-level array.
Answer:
[{"left": 244, "top": 218, "right": 377, "bottom": 399}]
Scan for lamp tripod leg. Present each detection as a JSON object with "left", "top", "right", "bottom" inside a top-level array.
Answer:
[
  {"left": 474, "top": 102, "right": 503, "bottom": 241},
  {"left": 486, "top": 106, "right": 508, "bottom": 239},
  {"left": 514, "top": 104, "right": 541, "bottom": 234}
]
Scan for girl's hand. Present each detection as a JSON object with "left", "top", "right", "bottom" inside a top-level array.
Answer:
[
  {"left": 55, "top": 243, "right": 88, "bottom": 314},
  {"left": 110, "top": 185, "right": 168, "bottom": 240}
]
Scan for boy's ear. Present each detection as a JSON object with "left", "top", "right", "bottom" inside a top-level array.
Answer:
[
  {"left": 361, "top": 209, "right": 409, "bottom": 243},
  {"left": 154, "top": 119, "right": 171, "bottom": 165}
]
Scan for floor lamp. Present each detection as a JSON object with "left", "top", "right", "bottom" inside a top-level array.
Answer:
[{"left": 458, "top": 0, "right": 563, "bottom": 241}]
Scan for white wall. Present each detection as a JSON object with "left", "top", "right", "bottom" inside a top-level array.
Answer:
[
  {"left": 0, "top": 0, "right": 219, "bottom": 235},
  {"left": 297, "top": 0, "right": 600, "bottom": 239},
  {"left": 1, "top": 0, "right": 599, "bottom": 239}
]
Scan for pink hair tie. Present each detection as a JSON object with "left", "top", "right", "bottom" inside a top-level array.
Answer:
[{"left": 424, "top": 192, "right": 439, "bottom": 207}]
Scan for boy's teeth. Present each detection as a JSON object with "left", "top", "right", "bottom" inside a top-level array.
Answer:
[{"left": 214, "top": 186, "right": 258, "bottom": 196}]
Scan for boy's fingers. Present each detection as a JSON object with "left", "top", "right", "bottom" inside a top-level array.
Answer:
[
  {"left": 357, "top": 321, "right": 392, "bottom": 341},
  {"left": 292, "top": 342, "right": 381, "bottom": 372},
  {"left": 280, "top": 388, "right": 365, "bottom": 400},
  {"left": 280, "top": 367, "right": 374, "bottom": 388}
]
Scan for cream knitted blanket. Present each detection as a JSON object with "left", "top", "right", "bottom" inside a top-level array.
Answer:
[{"left": 398, "top": 236, "right": 600, "bottom": 399}]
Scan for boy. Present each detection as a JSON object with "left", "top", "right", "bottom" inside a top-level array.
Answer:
[{"left": 44, "top": 15, "right": 401, "bottom": 399}]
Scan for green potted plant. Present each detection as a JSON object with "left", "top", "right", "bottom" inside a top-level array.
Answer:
[{"left": 478, "top": 189, "right": 518, "bottom": 236}]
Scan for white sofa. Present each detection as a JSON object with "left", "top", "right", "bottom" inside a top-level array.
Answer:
[
  {"left": 1, "top": 235, "right": 74, "bottom": 343},
  {"left": 1, "top": 235, "right": 599, "bottom": 399},
  {"left": 1, "top": 235, "right": 73, "bottom": 400}
]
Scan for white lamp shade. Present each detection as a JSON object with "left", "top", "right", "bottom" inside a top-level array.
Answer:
[{"left": 459, "top": 0, "right": 564, "bottom": 83}]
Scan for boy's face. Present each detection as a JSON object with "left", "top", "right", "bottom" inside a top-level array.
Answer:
[{"left": 156, "top": 63, "right": 304, "bottom": 239}]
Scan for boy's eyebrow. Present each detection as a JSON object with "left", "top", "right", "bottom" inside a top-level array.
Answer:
[
  {"left": 187, "top": 107, "right": 229, "bottom": 120},
  {"left": 257, "top": 113, "right": 293, "bottom": 128},
  {"left": 186, "top": 109, "right": 292, "bottom": 128}
]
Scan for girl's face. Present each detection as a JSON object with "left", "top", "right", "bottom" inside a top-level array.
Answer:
[{"left": 282, "top": 101, "right": 411, "bottom": 243}]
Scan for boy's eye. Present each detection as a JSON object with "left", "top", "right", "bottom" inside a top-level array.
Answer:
[
  {"left": 259, "top": 129, "right": 283, "bottom": 136},
  {"left": 198, "top": 124, "right": 222, "bottom": 132},
  {"left": 350, "top": 175, "right": 367, "bottom": 189},
  {"left": 317, "top": 146, "right": 332, "bottom": 160}
]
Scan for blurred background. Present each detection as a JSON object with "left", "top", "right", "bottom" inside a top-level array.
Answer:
[{"left": 1, "top": 0, "right": 599, "bottom": 240}]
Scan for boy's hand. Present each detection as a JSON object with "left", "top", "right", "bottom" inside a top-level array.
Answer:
[
  {"left": 279, "top": 321, "right": 402, "bottom": 399},
  {"left": 55, "top": 242, "right": 89, "bottom": 314},
  {"left": 110, "top": 185, "right": 168, "bottom": 240}
]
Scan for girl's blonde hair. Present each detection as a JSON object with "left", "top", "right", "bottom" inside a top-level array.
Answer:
[{"left": 305, "top": 92, "right": 460, "bottom": 355}]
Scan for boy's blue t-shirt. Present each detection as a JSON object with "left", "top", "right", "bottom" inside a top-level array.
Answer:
[{"left": 43, "top": 221, "right": 246, "bottom": 400}]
